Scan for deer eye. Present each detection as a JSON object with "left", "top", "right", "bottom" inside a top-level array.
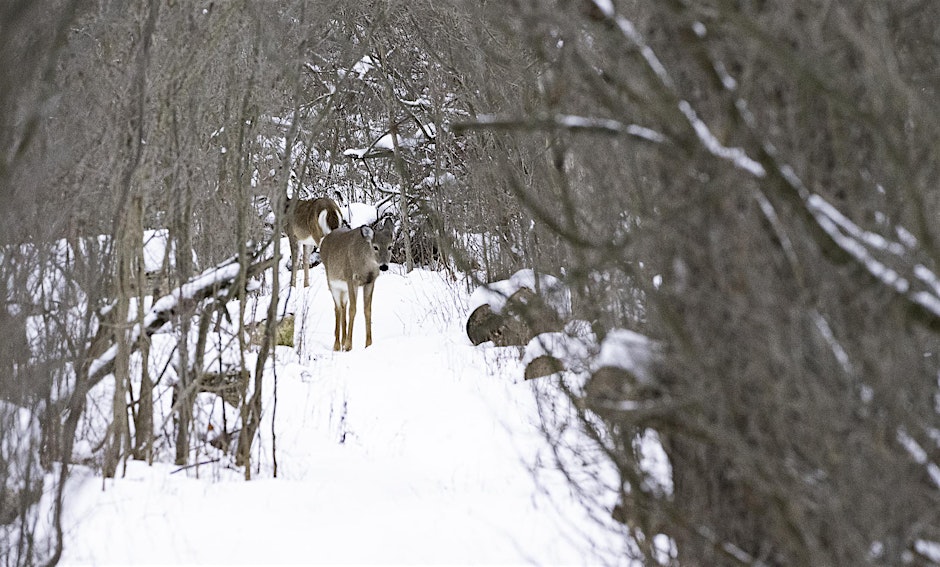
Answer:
[{"left": 373, "top": 245, "right": 379, "bottom": 251}]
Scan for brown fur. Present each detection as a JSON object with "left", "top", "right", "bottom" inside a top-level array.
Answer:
[
  {"left": 286, "top": 197, "right": 342, "bottom": 287},
  {"left": 319, "top": 218, "right": 394, "bottom": 351}
]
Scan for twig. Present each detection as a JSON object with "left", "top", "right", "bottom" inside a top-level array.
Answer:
[{"left": 170, "top": 458, "right": 221, "bottom": 475}]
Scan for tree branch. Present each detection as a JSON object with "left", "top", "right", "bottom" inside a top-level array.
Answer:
[{"left": 452, "top": 114, "right": 667, "bottom": 144}]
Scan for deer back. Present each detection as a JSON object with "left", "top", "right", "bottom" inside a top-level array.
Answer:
[{"left": 287, "top": 197, "right": 342, "bottom": 245}]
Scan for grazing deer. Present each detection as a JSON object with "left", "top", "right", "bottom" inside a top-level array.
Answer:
[
  {"left": 286, "top": 197, "right": 343, "bottom": 287},
  {"left": 319, "top": 217, "right": 395, "bottom": 351}
]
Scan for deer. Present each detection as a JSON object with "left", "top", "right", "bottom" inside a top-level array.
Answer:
[
  {"left": 318, "top": 217, "right": 395, "bottom": 351},
  {"left": 285, "top": 197, "right": 343, "bottom": 287}
]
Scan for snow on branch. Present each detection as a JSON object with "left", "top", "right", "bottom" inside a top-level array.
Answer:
[
  {"left": 452, "top": 114, "right": 667, "bottom": 144},
  {"left": 343, "top": 128, "right": 427, "bottom": 160},
  {"left": 589, "top": 0, "right": 940, "bottom": 328},
  {"left": 602, "top": 8, "right": 768, "bottom": 177},
  {"left": 807, "top": 193, "right": 940, "bottom": 322},
  {"left": 807, "top": 194, "right": 908, "bottom": 256},
  {"left": 678, "top": 101, "right": 765, "bottom": 177}
]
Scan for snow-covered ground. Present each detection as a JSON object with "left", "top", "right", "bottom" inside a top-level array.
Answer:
[{"left": 57, "top": 255, "right": 630, "bottom": 565}]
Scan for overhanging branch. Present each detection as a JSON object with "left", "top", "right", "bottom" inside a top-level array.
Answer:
[{"left": 453, "top": 114, "right": 667, "bottom": 144}]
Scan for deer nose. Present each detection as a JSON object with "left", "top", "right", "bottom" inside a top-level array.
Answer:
[{"left": 379, "top": 264, "right": 389, "bottom": 271}]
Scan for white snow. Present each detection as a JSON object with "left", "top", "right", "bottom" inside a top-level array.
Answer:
[
  {"left": 343, "top": 130, "right": 424, "bottom": 159},
  {"left": 916, "top": 540, "right": 940, "bottom": 563},
  {"left": 142, "top": 229, "right": 170, "bottom": 273},
  {"left": 555, "top": 114, "right": 628, "bottom": 133},
  {"left": 897, "top": 428, "right": 940, "bottom": 489},
  {"left": 472, "top": 113, "right": 667, "bottom": 144},
  {"left": 351, "top": 54, "right": 376, "bottom": 78},
  {"left": 625, "top": 123, "right": 668, "bottom": 143},
  {"left": 808, "top": 194, "right": 915, "bottom": 296},
  {"left": 344, "top": 202, "right": 378, "bottom": 227},
  {"left": 56, "top": 262, "right": 634, "bottom": 565},
  {"left": 591, "top": 0, "right": 614, "bottom": 17},
  {"left": 897, "top": 225, "right": 918, "bottom": 248},
  {"left": 595, "top": 328, "right": 658, "bottom": 384},
  {"left": 812, "top": 310, "right": 853, "bottom": 375},
  {"left": 916, "top": 264, "right": 940, "bottom": 296},
  {"left": 637, "top": 429, "right": 673, "bottom": 497},
  {"left": 419, "top": 171, "right": 457, "bottom": 188},
  {"left": 341, "top": 147, "right": 370, "bottom": 159}
]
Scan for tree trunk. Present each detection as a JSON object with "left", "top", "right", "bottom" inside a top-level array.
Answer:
[
  {"left": 174, "top": 181, "right": 195, "bottom": 467},
  {"left": 132, "top": 195, "right": 153, "bottom": 462}
]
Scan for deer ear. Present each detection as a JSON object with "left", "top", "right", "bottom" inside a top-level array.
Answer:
[
  {"left": 360, "top": 226, "right": 374, "bottom": 241},
  {"left": 383, "top": 217, "right": 394, "bottom": 231}
]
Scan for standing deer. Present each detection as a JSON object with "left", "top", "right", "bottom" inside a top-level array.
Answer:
[
  {"left": 286, "top": 197, "right": 343, "bottom": 287},
  {"left": 319, "top": 217, "right": 395, "bottom": 351}
]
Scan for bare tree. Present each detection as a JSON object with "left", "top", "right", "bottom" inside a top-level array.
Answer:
[
  {"left": 450, "top": 1, "right": 940, "bottom": 565},
  {"left": 0, "top": 0, "right": 344, "bottom": 561}
]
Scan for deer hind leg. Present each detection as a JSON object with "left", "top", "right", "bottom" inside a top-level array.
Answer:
[
  {"left": 344, "top": 281, "right": 358, "bottom": 351},
  {"left": 330, "top": 283, "right": 347, "bottom": 351},
  {"left": 302, "top": 243, "right": 311, "bottom": 287},
  {"left": 363, "top": 281, "right": 375, "bottom": 348}
]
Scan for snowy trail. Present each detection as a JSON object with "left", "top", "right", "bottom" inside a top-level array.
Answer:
[{"left": 58, "top": 263, "right": 628, "bottom": 565}]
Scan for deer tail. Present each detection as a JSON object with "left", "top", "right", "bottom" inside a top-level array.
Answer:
[{"left": 318, "top": 208, "right": 338, "bottom": 237}]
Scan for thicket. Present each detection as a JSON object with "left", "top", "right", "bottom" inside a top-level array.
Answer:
[{"left": 3, "top": 1, "right": 940, "bottom": 565}]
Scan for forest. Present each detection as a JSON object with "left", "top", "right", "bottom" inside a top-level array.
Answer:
[{"left": 3, "top": 0, "right": 940, "bottom": 565}]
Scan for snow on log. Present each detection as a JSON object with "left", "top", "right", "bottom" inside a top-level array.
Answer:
[
  {"left": 85, "top": 253, "right": 275, "bottom": 388},
  {"left": 593, "top": 328, "right": 658, "bottom": 385},
  {"left": 466, "top": 270, "right": 571, "bottom": 348},
  {"left": 583, "top": 329, "right": 662, "bottom": 414},
  {"left": 521, "top": 321, "right": 595, "bottom": 380},
  {"left": 468, "top": 269, "right": 571, "bottom": 317}
]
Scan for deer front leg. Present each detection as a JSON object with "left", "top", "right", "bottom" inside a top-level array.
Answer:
[
  {"left": 345, "top": 280, "right": 358, "bottom": 351},
  {"left": 330, "top": 285, "right": 346, "bottom": 351},
  {"left": 363, "top": 281, "right": 374, "bottom": 348},
  {"left": 289, "top": 234, "right": 299, "bottom": 287}
]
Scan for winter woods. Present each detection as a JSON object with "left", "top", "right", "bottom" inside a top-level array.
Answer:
[
  {"left": 460, "top": 2, "right": 940, "bottom": 565},
  {"left": 3, "top": 0, "right": 940, "bottom": 565}
]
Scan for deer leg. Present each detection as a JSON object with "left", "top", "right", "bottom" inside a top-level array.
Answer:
[
  {"left": 302, "top": 244, "right": 311, "bottom": 287},
  {"left": 363, "top": 281, "right": 374, "bottom": 348},
  {"left": 345, "top": 281, "right": 358, "bottom": 351},
  {"left": 340, "top": 291, "right": 348, "bottom": 351},
  {"left": 289, "top": 234, "right": 299, "bottom": 287},
  {"left": 330, "top": 285, "right": 346, "bottom": 352}
]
